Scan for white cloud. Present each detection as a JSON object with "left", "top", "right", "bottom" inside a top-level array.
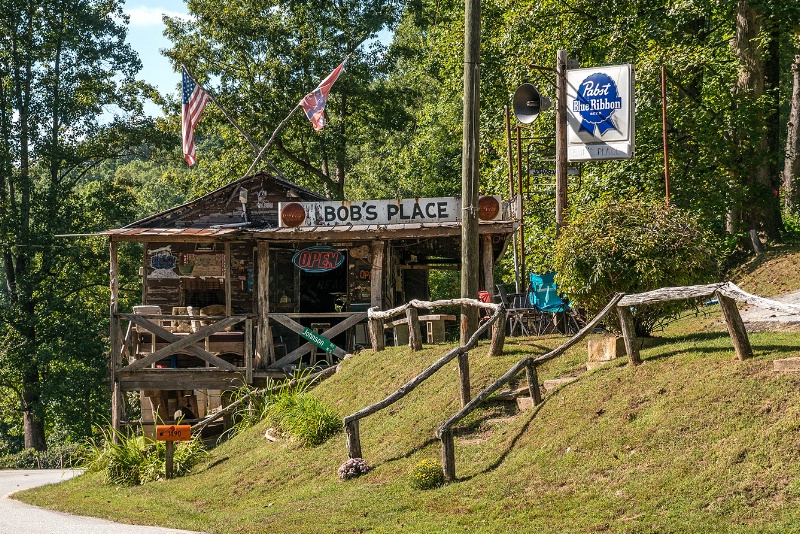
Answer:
[{"left": 124, "top": 6, "right": 193, "bottom": 27}]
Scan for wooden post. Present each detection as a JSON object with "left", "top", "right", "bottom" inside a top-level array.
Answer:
[
  {"left": 716, "top": 291, "right": 753, "bottom": 360},
  {"left": 256, "top": 241, "right": 269, "bottom": 368},
  {"left": 441, "top": 429, "right": 456, "bottom": 482},
  {"left": 245, "top": 317, "right": 253, "bottom": 384},
  {"left": 616, "top": 306, "right": 641, "bottom": 365},
  {"left": 368, "top": 316, "right": 385, "bottom": 352},
  {"left": 110, "top": 239, "right": 124, "bottom": 441},
  {"left": 460, "top": 0, "right": 481, "bottom": 345},
  {"left": 489, "top": 311, "right": 506, "bottom": 356},
  {"left": 525, "top": 361, "right": 542, "bottom": 405},
  {"left": 371, "top": 241, "right": 385, "bottom": 310},
  {"left": 345, "top": 419, "right": 362, "bottom": 459},
  {"left": 224, "top": 242, "right": 232, "bottom": 316},
  {"left": 458, "top": 353, "right": 470, "bottom": 406},
  {"left": 406, "top": 307, "right": 423, "bottom": 351},
  {"left": 481, "top": 235, "right": 494, "bottom": 299},
  {"left": 165, "top": 441, "right": 174, "bottom": 479}
]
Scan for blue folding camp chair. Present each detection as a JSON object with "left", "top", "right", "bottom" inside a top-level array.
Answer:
[{"left": 529, "top": 272, "right": 582, "bottom": 335}]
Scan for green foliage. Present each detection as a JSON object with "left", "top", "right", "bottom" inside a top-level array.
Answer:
[
  {"left": 265, "top": 392, "right": 341, "bottom": 447},
  {"left": 553, "top": 198, "right": 719, "bottom": 335},
  {"left": 409, "top": 458, "right": 444, "bottom": 490},
  {"left": 223, "top": 376, "right": 341, "bottom": 447},
  {"left": 85, "top": 426, "right": 207, "bottom": 486},
  {"left": 0, "top": 443, "right": 87, "bottom": 469}
]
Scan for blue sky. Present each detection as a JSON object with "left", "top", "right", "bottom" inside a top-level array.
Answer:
[{"left": 123, "top": 0, "right": 190, "bottom": 116}]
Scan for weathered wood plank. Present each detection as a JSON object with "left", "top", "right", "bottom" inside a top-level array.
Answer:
[
  {"left": 437, "top": 294, "right": 623, "bottom": 437},
  {"left": 267, "top": 312, "right": 367, "bottom": 369},
  {"left": 343, "top": 307, "right": 501, "bottom": 425},
  {"left": 224, "top": 242, "right": 232, "bottom": 316},
  {"left": 118, "top": 369, "right": 247, "bottom": 391},
  {"left": 368, "top": 315, "right": 385, "bottom": 352},
  {"left": 489, "top": 309, "right": 506, "bottom": 356},
  {"left": 716, "top": 291, "right": 753, "bottom": 360},
  {"left": 368, "top": 298, "right": 499, "bottom": 322},
  {"left": 525, "top": 361, "right": 542, "bottom": 405},
  {"left": 122, "top": 315, "right": 242, "bottom": 372},
  {"left": 110, "top": 240, "right": 124, "bottom": 439},
  {"left": 256, "top": 241, "right": 270, "bottom": 367},
  {"left": 719, "top": 282, "right": 800, "bottom": 315},
  {"left": 616, "top": 305, "right": 641, "bottom": 365},
  {"left": 617, "top": 283, "right": 723, "bottom": 307},
  {"left": 481, "top": 234, "right": 494, "bottom": 299},
  {"left": 458, "top": 353, "right": 470, "bottom": 406},
  {"left": 441, "top": 430, "right": 456, "bottom": 482},
  {"left": 406, "top": 307, "right": 423, "bottom": 351},
  {"left": 346, "top": 420, "right": 362, "bottom": 459},
  {"left": 245, "top": 317, "right": 253, "bottom": 383},
  {"left": 371, "top": 240, "right": 385, "bottom": 309}
]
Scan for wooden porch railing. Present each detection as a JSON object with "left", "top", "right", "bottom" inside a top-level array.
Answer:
[{"left": 113, "top": 313, "right": 254, "bottom": 391}]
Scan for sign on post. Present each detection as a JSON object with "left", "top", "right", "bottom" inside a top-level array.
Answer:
[
  {"left": 566, "top": 64, "right": 635, "bottom": 161},
  {"left": 300, "top": 327, "right": 337, "bottom": 354},
  {"left": 156, "top": 424, "right": 192, "bottom": 480},
  {"left": 156, "top": 425, "right": 192, "bottom": 441}
]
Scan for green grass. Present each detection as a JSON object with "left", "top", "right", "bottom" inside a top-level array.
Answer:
[{"left": 16, "top": 311, "right": 800, "bottom": 532}]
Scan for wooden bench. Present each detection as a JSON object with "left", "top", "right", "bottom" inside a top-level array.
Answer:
[{"left": 385, "top": 314, "right": 456, "bottom": 346}]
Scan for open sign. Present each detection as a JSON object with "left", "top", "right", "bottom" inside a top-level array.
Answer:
[{"left": 292, "top": 246, "right": 345, "bottom": 273}]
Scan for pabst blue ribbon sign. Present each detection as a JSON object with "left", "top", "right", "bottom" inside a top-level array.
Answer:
[{"left": 566, "top": 64, "right": 634, "bottom": 161}]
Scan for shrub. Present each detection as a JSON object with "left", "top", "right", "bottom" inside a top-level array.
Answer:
[
  {"left": 85, "top": 426, "right": 206, "bottom": 486},
  {"left": 338, "top": 457, "right": 371, "bottom": 480},
  {"left": 553, "top": 198, "right": 719, "bottom": 336},
  {"left": 409, "top": 459, "right": 445, "bottom": 490},
  {"left": 266, "top": 392, "right": 341, "bottom": 447},
  {"left": 0, "top": 443, "right": 87, "bottom": 469}
]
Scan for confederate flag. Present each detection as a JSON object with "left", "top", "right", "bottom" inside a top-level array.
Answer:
[
  {"left": 182, "top": 67, "right": 210, "bottom": 166},
  {"left": 299, "top": 59, "right": 347, "bottom": 131}
]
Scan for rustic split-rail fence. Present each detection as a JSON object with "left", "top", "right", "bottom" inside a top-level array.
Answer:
[{"left": 343, "top": 281, "right": 800, "bottom": 482}]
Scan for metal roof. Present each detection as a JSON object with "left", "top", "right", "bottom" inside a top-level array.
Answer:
[{"left": 95, "top": 220, "right": 516, "bottom": 241}]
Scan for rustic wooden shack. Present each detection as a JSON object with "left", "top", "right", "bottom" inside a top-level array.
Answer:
[{"left": 103, "top": 171, "right": 516, "bottom": 432}]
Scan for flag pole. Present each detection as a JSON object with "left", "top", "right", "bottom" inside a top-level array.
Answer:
[
  {"left": 182, "top": 64, "right": 260, "bottom": 156},
  {"left": 242, "top": 104, "right": 301, "bottom": 179}
]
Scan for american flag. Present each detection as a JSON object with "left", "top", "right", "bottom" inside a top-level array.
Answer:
[
  {"left": 182, "top": 67, "right": 210, "bottom": 166},
  {"left": 299, "top": 59, "right": 347, "bottom": 131}
]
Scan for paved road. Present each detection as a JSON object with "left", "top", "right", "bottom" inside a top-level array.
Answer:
[{"left": 0, "top": 470, "right": 203, "bottom": 534}]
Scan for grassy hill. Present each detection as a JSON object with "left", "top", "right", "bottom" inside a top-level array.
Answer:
[{"left": 16, "top": 250, "right": 800, "bottom": 533}]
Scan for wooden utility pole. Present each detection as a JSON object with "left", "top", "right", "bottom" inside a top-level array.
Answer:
[
  {"left": 661, "top": 66, "right": 671, "bottom": 206},
  {"left": 555, "top": 50, "right": 568, "bottom": 235},
  {"left": 460, "top": 0, "right": 481, "bottom": 344}
]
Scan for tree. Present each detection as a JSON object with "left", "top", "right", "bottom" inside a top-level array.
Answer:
[
  {"left": 0, "top": 0, "right": 152, "bottom": 449},
  {"left": 162, "top": 0, "right": 403, "bottom": 199}
]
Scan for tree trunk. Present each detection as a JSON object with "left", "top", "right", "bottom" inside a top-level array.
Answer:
[
  {"left": 783, "top": 55, "right": 800, "bottom": 212},
  {"left": 730, "top": 0, "right": 782, "bottom": 243}
]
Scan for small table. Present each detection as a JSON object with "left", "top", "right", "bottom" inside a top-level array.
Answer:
[{"left": 385, "top": 314, "right": 457, "bottom": 346}]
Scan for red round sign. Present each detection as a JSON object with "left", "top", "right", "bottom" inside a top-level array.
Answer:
[
  {"left": 478, "top": 196, "right": 500, "bottom": 221},
  {"left": 281, "top": 202, "right": 306, "bottom": 227}
]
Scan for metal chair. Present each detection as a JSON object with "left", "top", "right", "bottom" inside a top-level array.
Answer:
[
  {"left": 529, "top": 272, "right": 583, "bottom": 335},
  {"left": 496, "top": 284, "right": 536, "bottom": 336}
]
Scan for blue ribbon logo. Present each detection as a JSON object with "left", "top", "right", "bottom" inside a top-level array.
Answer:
[{"left": 573, "top": 72, "right": 622, "bottom": 136}]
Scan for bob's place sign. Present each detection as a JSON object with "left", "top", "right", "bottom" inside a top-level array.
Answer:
[{"left": 279, "top": 196, "right": 503, "bottom": 228}]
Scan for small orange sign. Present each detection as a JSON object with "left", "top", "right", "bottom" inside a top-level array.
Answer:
[{"left": 156, "top": 425, "right": 192, "bottom": 441}]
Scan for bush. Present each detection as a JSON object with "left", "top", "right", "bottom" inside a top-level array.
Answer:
[
  {"left": 553, "top": 198, "right": 719, "bottom": 336},
  {"left": 266, "top": 392, "right": 341, "bottom": 447},
  {"left": 85, "top": 426, "right": 206, "bottom": 486},
  {"left": 0, "top": 442, "right": 87, "bottom": 469},
  {"left": 409, "top": 459, "right": 445, "bottom": 490}
]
